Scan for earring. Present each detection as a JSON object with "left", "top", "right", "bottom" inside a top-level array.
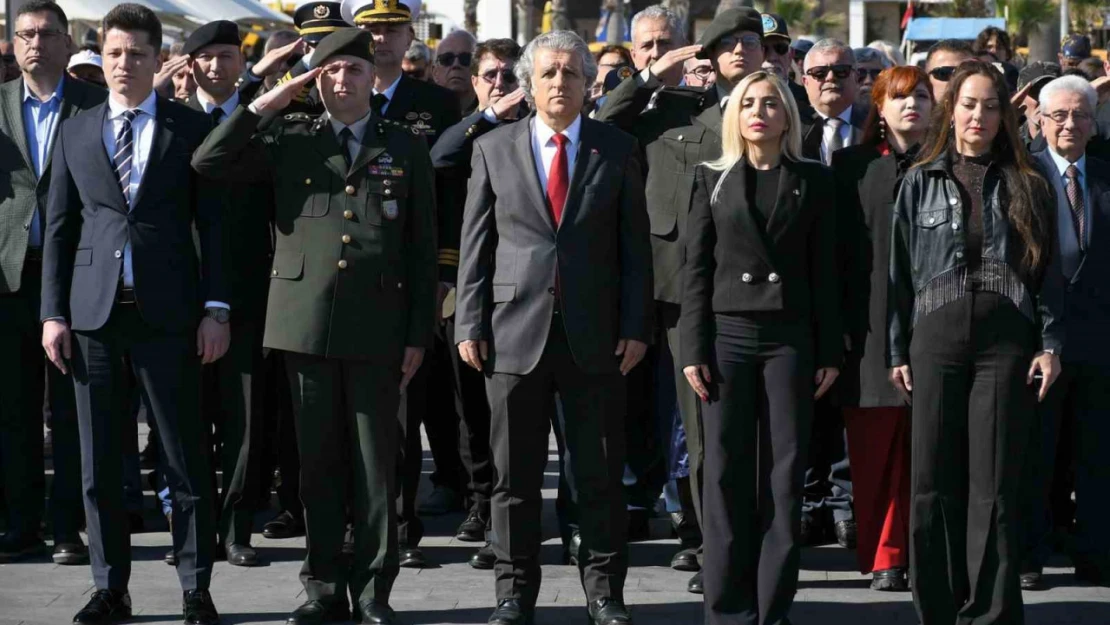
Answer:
[{"left": 879, "top": 118, "right": 886, "bottom": 138}]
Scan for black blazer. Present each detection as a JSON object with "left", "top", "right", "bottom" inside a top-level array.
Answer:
[
  {"left": 680, "top": 157, "right": 841, "bottom": 369},
  {"left": 800, "top": 103, "right": 869, "bottom": 162},
  {"left": 454, "top": 114, "right": 654, "bottom": 375},
  {"left": 41, "top": 97, "right": 227, "bottom": 332}
]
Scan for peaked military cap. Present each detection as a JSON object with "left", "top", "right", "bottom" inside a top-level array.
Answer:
[
  {"left": 340, "top": 0, "right": 422, "bottom": 26},
  {"left": 295, "top": 2, "right": 347, "bottom": 44}
]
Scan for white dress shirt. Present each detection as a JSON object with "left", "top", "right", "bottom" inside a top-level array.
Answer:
[
  {"left": 373, "top": 73, "right": 403, "bottom": 114},
  {"left": 817, "top": 105, "right": 854, "bottom": 164},
  {"left": 531, "top": 114, "right": 581, "bottom": 195},
  {"left": 329, "top": 111, "right": 373, "bottom": 163},
  {"left": 196, "top": 89, "right": 240, "bottom": 121}
]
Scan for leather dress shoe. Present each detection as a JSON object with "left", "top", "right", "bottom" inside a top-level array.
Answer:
[
  {"left": 1074, "top": 560, "right": 1108, "bottom": 586},
  {"left": 1020, "top": 568, "right": 1044, "bottom": 590},
  {"left": 587, "top": 598, "right": 632, "bottom": 625},
  {"left": 399, "top": 544, "right": 426, "bottom": 568},
  {"left": 226, "top": 544, "right": 258, "bottom": 567},
  {"left": 165, "top": 511, "right": 177, "bottom": 566},
  {"left": 53, "top": 537, "right": 90, "bottom": 565},
  {"left": 568, "top": 531, "right": 582, "bottom": 566},
  {"left": 357, "top": 599, "right": 396, "bottom": 624},
  {"left": 686, "top": 571, "right": 703, "bottom": 595},
  {"left": 834, "top": 520, "right": 858, "bottom": 549},
  {"left": 488, "top": 599, "right": 532, "bottom": 625},
  {"left": 286, "top": 600, "right": 350, "bottom": 625},
  {"left": 470, "top": 542, "right": 495, "bottom": 569},
  {"left": 183, "top": 589, "right": 220, "bottom": 625},
  {"left": 870, "top": 568, "right": 908, "bottom": 591},
  {"left": 417, "top": 484, "right": 464, "bottom": 516},
  {"left": 263, "top": 511, "right": 305, "bottom": 539},
  {"left": 0, "top": 532, "right": 46, "bottom": 563},
  {"left": 799, "top": 515, "right": 816, "bottom": 546},
  {"left": 456, "top": 508, "right": 488, "bottom": 542},
  {"left": 670, "top": 547, "right": 699, "bottom": 572},
  {"left": 73, "top": 589, "right": 132, "bottom": 625}
]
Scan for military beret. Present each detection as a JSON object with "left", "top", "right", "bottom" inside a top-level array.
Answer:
[
  {"left": 310, "top": 28, "right": 375, "bottom": 67},
  {"left": 295, "top": 2, "right": 347, "bottom": 45},
  {"left": 182, "top": 20, "right": 241, "bottom": 57},
  {"left": 696, "top": 8, "right": 764, "bottom": 60},
  {"left": 761, "top": 13, "right": 790, "bottom": 42},
  {"left": 602, "top": 63, "right": 635, "bottom": 95}
]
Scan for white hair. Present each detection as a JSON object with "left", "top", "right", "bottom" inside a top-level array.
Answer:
[
  {"left": 1039, "top": 75, "right": 1098, "bottom": 113},
  {"left": 805, "top": 38, "right": 855, "bottom": 69},
  {"left": 405, "top": 39, "right": 431, "bottom": 63},
  {"left": 854, "top": 46, "right": 891, "bottom": 68},
  {"left": 631, "top": 5, "right": 684, "bottom": 45},
  {"left": 514, "top": 30, "right": 597, "bottom": 106},
  {"left": 437, "top": 29, "right": 477, "bottom": 55},
  {"left": 867, "top": 39, "right": 905, "bottom": 66}
]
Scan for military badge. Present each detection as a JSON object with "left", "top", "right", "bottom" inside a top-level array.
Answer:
[
  {"left": 405, "top": 112, "right": 419, "bottom": 121},
  {"left": 618, "top": 66, "right": 634, "bottom": 80},
  {"left": 314, "top": 4, "right": 330, "bottom": 18},
  {"left": 378, "top": 153, "right": 394, "bottom": 165},
  {"left": 418, "top": 112, "right": 432, "bottom": 121},
  {"left": 383, "top": 199, "right": 399, "bottom": 220}
]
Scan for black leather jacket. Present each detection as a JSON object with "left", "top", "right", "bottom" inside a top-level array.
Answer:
[{"left": 888, "top": 152, "right": 1066, "bottom": 367}]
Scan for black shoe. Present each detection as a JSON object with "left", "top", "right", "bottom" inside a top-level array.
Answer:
[
  {"left": 0, "top": 532, "right": 46, "bottom": 562},
  {"left": 456, "top": 508, "right": 487, "bottom": 542},
  {"left": 568, "top": 531, "right": 582, "bottom": 566},
  {"left": 670, "top": 547, "right": 699, "bottom": 572},
  {"left": 587, "top": 597, "right": 632, "bottom": 625},
  {"left": 1074, "top": 560, "right": 1109, "bottom": 586},
  {"left": 417, "top": 484, "right": 464, "bottom": 516},
  {"left": 488, "top": 599, "right": 532, "bottom": 625},
  {"left": 1020, "top": 569, "right": 1044, "bottom": 590},
  {"left": 670, "top": 511, "right": 702, "bottom": 546},
  {"left": 870, "top": 568, "right": 908, "bottom": 592},
  {"left": 399, "top": 544, "right": 426, "bottom": 568},
  {"left": 286, "top": 600, "right": 350, "bottom": 625},
  {"left": 470, "top": 543, "right": 495, "bottom": 569},
  {"left": 183, "top": 589, "right": 220, "bottom": 625},
  {"left": 226, "top": 544, "right": 258, "bottom": 567},
  {"left": 627, "top": 509, "right": 650, "bottom": 543},
  {"left": 357, "top": 599, "right": 396, "bottom": 624},
  {"left": 263, "top": 511, "right": 305, "bottom": 539},
  {"left": 799, "top": 515, "right": 816, "bottom": 546},
  {"left": 73, "top": 589, "right": 132, "bottom": 625},
  {"left": 128, "top": 513, "right": 145, "bottom": 534},
  {"left": 53, "top": 537, "right": 90, "bottom": 566},
  {"left": 834, "top": 520, "right": 857, "bottom": 549},
  {"left": 686, "top": 571, "right": 703, "bottom": 595}
]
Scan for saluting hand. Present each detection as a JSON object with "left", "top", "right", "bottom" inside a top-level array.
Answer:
[
  {"left": 251, "top": 67, "right": 322, "bottom": 113},
  {"left": 42, "top": 320, "right": 72, "bottom": 375},
  {"left": 154, "top": 54, "right": 190, "bottom": 97},
  {"left": 251, "top": 38, "right": 308, "bottom": 79},
  {"left": 401, "top": 347, "right": 425, "bottom": 391},
  {"left": 458, "top": 339, "right": 488, "bottom": 372},
  {"left": 490, "top": 88, "right": 527, "bottom": 121},
  {"left": 648, "top": 45, "right": 703, "bottom": 82}
]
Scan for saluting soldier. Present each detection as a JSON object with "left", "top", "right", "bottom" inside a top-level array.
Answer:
[
  {"left": 192, "top": 28, "right": 436, "bottom": 625},
  {"left": 341, "top": 0, "right": 463, "bottom": 568}
]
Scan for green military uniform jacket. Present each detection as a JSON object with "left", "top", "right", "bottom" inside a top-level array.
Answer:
[
  {"left": 594, "top": 73, "right": 724, "bottom": 305},
  {"left": 192, "top": 105, "right": 437, "bottom": 363}
]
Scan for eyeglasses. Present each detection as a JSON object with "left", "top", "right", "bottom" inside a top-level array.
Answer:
[
  {"left": 857, "top": 68, "right": 883, "bottom": 81},
  {"left": 1044, "top": 110, "right": 1093, "bottom": 124},
  {"left": 480, "top": 68, "right": 517, "bottom": 85},
  {"left": 928, "top": 66, "right": 957, "bottom": 82},
  {"left": 717, "top": 34, "right": 762, "bottom": 52},
  {"left": 685, "top": 66, "right": 714, "bottom": 79},
  {"left": 403, "top": 69, "right": 426, "bottom": 80},
  {"left": 766, "top": 41, "right": 790, "bottom": 56},
  {"left": 15, "top": 29, "right": 65, "bottom": 43},
  {"left": 436, "top": 52, "right": 472, "bottom": 68},
  {"left": 805, "top": 64, "right": 854, "bottom": 81}
]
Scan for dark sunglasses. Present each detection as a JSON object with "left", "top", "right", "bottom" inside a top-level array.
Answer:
[
  {"left": 718, "top": 34, "right": 762, "bottom": 52},
  {"left": 437, "top": 52, "right": 472, "bottom": 68},
  {"left": 856, "top": 67, "right": 883, "bottom": 81},
  {"left": 766, "top": 41, "right": 790, "bottom": 56},
  {"left": 479, "top": 68, "right": 517, "bottom": 85},
  {"left": 403, "top": 69, "right": 426, "bottom": 80},
  {"left": 928, "top": 65, "right": 957, "bottom": 82},
  {"left": 805, "top": 64, "right": 853, "bottom": 81}
]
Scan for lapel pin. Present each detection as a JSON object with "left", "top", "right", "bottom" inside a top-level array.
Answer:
[
  {"left": 793, "top": 189, "right": 800, "bottom": 196},
  {"left": 591, "top": 148, "right": 599, "bottom": 155}
]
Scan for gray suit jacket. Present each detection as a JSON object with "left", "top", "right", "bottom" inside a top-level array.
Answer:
[
  {"left": 454, "top": 113, "right": 653, "bottom": 375},
  {"left": 0, "top": 76, "right": 105, "bottom": 293}
]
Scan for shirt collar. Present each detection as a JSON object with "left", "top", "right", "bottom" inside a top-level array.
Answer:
[
  {"left": 329, "top": 110, "right": 374, "bottom": 142},
  {"left": 196, "top": 89, "right": 240, "bottom": 116},
  {"left": 534, "top": 114, "right": 582, "bottom": 148},
  {"left": 108, "top": 89, "right": 157, "bottom": 120},
  {"left": 1047, "top": 147, "right": 1085, "bottom": 179},
  {"left": 23, "top": 75, "right": 64, "bottom": 106},
  {"left": 715, "top": 83, "right": 731, "bottom": 109},
  {"left": 374, "top": 73, "right": 403, "bottom": 101},
  {"left": 818, "top": 105, "right": 853, "bottom": 125}
]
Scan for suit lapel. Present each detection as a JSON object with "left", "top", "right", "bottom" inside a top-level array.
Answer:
[
  {"left": 561, "top": 116, "right": 602, "bottom": 229},
  {"left": 349, "top": 119, "right": 387, "bottom": 180},
  {"left": 764, "top": 160, "right": 806, "bottom": 243},
  {"left": 512, "top": 116, "right": 554, "bottom": 231},
  {"left": 86, "top": 102, "right": 129, "bottom": 214},
  {"left": 41, "top": 78, "right": 89, "bottom": 180},
  {"left": 308, "top": 112, "right": 351, "bottom": 181},
  {"left": 724, "top": 159, "right": 773, "bottom": 266},
  {"left": 3, "top": 79, "right": 34, "bottom": 174},
  {"left": 692, "top": 93, "right": 722, "bottom": 137},
  {"left": 130, "top": 100, "right": 176, "bottom": 210},
  {"left": 383, "top": 75, "right": 414, "bottom": 123}
]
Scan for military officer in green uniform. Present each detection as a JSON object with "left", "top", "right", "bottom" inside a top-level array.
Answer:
[{"left": 192, "top": 29, "right": 436, "bottom": 625}]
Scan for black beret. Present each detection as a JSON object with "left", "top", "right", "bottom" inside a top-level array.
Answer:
[
  {"left": 295, "top": 2, "right": 347, "bottom": 45},
  {"left": 309, "top": 28, "right": 375, "bottom": 67},
  {"left": 182, "top": 21, "right": 241, "bottom": 57},
  {"left": 696, "top": 8, "right": 764, "bottom": 60},
  {"left": 602, "top": 63, "right": 635, "bottom": 95}
]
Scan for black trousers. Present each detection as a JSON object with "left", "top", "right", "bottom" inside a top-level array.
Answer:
[
  {"left": 201, "top": 317, "right": 265, "bottom": 547},
  {"left": 802, "top": 399, "right": 853, "bottom": 524},
  {"left": 261, "top": 352, "right": 302, "bottom": 519},
  {"left": 444, "top": 317, "right": 493, "bottom": 515},
  {"left": 486, "top": 318, "right": 628, "bottom": 606},
  {"left": 396, "top": 362, "right": 425, "bottom": 547},
  {"left": 701, "top": 314, "right": 813, "bottom": 625},
  {"left": 423, "top": 329, "right": 469, "bottom": 494},
  {"left": 661, "top": 302, "right": 704, "bottom": 524},
  {"left": 72, "top": 304, "right": 214, "bottom": 591},
  {"left": 284, "top": 352, "right": 400, "bottom": 606},
  {"left": 45, "top": 358, "right": 83, "bottom": 539},
  {"left": 909, "top": 293, "right": 1035, "bottom": 625}
]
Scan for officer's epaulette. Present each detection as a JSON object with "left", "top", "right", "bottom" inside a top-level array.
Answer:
[
  {"left": 374, "top": 116, "right": 423, "bottom": 137},
  {"left": 281, "top": 112, "right": 317, "bottom": 125}
]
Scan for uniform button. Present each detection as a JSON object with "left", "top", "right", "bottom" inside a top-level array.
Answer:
[
  {"left": 949, "top": 197, "right": 958, "bottom": 205},
  {"left": 114, "top": 250, "right": 122, "bottom": 258},
  {"left": 337, "top": 260, "right": 348, "bottom": 269},
  {"left": 304, "top": 178, "right": 311, "bottom": 185},
  {"left": 397, "top": 282, "right": 403, "bottom": 288},
  {"left": 951, "top": 222, "right": 960, "bottom": 231},
  {"left": 383, "top": 180, "right": 392, "bottom": 186},
  {"left": 344, "top": 210, "right": 354, "bottom": 220},
  {"left": 955, "top": 251, "right": 964, "bottom": 259},
  {"left": 345, "top": 185, "right": 356, "bottom": 196},
  {"left": 342, "top": 234, "right": 351, "bottom": 244},
  {"left": 271, "top": 268, "right": 278, "bottom": 276},
  {"left": 548, "top": 287, "right": 556, "bottom": 295},
  {"left": 384, "top": 189, "right": 392, "bottom": 196},
  {"left": 677, "top": 134, "right": 684, "bottom": 141},
  {"left": 927, "top": 216, "right": 935, "bottom": 224},
  {"left": 741, "top": 272, "right": 753, "bottom": 283},
  {"left": 768, "top": 272, "right": 780, "bottom": 283}
]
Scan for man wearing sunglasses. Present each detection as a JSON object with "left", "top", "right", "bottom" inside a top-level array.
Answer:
[
  {"left": 0, "top": 40, "right": 18, "bottom": 83},
  {"left": 434, "top": 29, "right": 478, "bottom": 115},
  {"left": 801, "top": 38, "right": 866, "bottom": 166},
  {"left": 852, "top": 46, "right": 888, "bottom": 109},
  {"left": 760, "top": 13, "right": 811, "bottom": 117},
  {"left": 923, "top": 39, "right": 974, "bottom": 100}
]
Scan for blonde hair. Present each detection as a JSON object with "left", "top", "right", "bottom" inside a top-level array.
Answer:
[{"left": 704, "top": 71, "right": 808, "bottom": 203}]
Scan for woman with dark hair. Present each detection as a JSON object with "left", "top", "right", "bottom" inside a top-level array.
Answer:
[
  {"left": 888, "top": 60, "right": 1066, "bottom": 623},
  {"left": 974, "top": 26, "right": 1013, "bottom": 64},
  {"left": 832, "top": 66, "right": 934, "bottom": 593}
]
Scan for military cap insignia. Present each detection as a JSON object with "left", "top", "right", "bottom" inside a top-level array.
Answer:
[
  {"left": 314, "top": 4, "right": 330, "bottom": 17},
  {"left": 618, "top": 66, "right": 634, "bottom": 80},
  {"left": 762, "top": 15, "right": 776, "bottom": 32}
]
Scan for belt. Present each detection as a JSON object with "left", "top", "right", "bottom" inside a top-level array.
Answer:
[{"left": 116, "top": 286, "right": 136, "bottom": 305}]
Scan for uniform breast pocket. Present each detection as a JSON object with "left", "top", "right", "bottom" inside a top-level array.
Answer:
[
  {"left": 295, "top": 178, "right": 330, "bottom": 218},
  {"left": 367, "top": 178, "right": 408, "bottom": 225},
  {"left": 915, "top": 208, "right": 950, "bottom": 229}
]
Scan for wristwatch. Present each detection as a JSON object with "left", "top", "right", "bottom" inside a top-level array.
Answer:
[{"left": 205, "top": 307, "right": 231, "bottom": 324}]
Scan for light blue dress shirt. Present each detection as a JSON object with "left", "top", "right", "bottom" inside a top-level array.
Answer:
[{"left": 22, "top": 76, "right": 65, "bottom": 248}]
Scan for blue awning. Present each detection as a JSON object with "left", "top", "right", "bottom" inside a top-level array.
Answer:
[{"left": 903, "top": 17, "right": 1007, "bottom": 41}]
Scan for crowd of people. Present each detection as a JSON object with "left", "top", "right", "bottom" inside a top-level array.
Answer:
[{"left": 0, "top": 0, "right": 1108, "bottom": 624}]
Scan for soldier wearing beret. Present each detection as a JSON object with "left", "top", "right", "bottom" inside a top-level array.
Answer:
[
  {"left": 192, "top": 28, "right": 437, "bottom": 625},
  {"left": 341, "top": 0, "right": 463, "bottom": 569}
]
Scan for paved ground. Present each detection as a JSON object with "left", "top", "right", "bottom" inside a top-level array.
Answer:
[{"left": 1, "top": 426, "right": 1108, "bottom": 625}]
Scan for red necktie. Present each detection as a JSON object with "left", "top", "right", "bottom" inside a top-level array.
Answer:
[{"left": 547, "top": 133, "right": 569, "bottom": 226}]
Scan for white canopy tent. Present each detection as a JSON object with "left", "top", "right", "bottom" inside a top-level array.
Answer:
[{"left": 164, "top": 0, "right": 292, "bottom": 25}]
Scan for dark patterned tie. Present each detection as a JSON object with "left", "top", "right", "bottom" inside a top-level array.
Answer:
[
  {"left": 337, "top": 127, "right": 354, "bottom": 169},
  {"left": 1066, "top": 164, "right": 1085, "bottom": 250},
  {"left": 114, "top": 109, "right": 139, "bottom": 206},
  {"left": 372, "top": 93, "right": 388, "bottom": 114},
  {"left": 211, "top": 107, "right": 224, "bottom": 125}
]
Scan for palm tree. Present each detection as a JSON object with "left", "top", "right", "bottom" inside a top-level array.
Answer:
[
  {"left": 1069, "top": 0, "right": 1103, "bottom": 32},
  {"left": 935, "top": 0, "right": 992, "bottom": 17},
  {"left": 997, "top": 0, "right": 1057, "bottom": 41},
  {"left": 768, "top": 0, "right": 845, "bottom": 37}
]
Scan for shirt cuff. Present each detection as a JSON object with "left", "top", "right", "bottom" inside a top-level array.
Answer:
[
  {"left": 244, "top": 69, "right": 263, "bottom": 83},
  {"left": 481, "top": 107, "right": 499, "bottom": 123},
  {"left": 247, "top": 102, "right": 260, "bottom": 115},
  {"left": 42, "top": 316, "right": 67, "bottom": 324},
  {"left": 205, "top": 301, "right": 230, "bottom": 310},
  {"left": 637, "top": 67, "right": 653, "bottom": 85}
]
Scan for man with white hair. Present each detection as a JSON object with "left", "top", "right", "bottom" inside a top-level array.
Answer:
[
  {"left": 434, "top": 29, "right": 478, "bottom": 113},
  {"left": 629, "top": 4, "right": 684, "bottom": 87},
  {"left": 1023, "top": 75, "right": 1110, "bottom": 590},
  {"left": 801, "top": 38, "right": 865, "bottom": 165},
  {"left": 455, "top": 29, "right": 652, "bottom": 625},
  {"left": 852, "top": 46, "right": 887, "bottom": 109}
]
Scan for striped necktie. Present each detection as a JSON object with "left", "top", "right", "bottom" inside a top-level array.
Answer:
[
  {"left": 114, "top": 109, "right": 139, "bottom": 207},
  {"left": 1066, "top": 164, "right": 1085, "bottom": 251}
]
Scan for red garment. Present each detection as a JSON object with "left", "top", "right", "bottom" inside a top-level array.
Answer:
[
  {"left": 547, "top": 133, "right": 569, "bottom": 225},
  {"left": 844, "top": 406, "right": 911, "bottom": 573}
]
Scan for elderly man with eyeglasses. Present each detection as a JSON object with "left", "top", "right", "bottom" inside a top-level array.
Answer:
[{"left": 434, "top": 29, "right": 478, "bottom": 114}]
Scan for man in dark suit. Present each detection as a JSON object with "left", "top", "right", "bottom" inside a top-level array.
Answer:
[
  {"left": 192, "top": 28, "right": 437, "bottom": 625},
  {"left": 1024, "top": 76, "right": 1110, "bottom": 590},
  {"left": 455, "top": 30, "right": 653, "bottom": 625},
  {"left": 41, "top": 5, "right": 227, "bottom": 624},
  {"left": 799, "top": 38, "right": 867, "bottom": 165},
  {"left": 342, "top": 0, "right": 463, "bottom": 568},
  {"left": 0, "top": 0, "right": 103, "bottom": 566},
  {"left": 594, "top": 6, "right": 767, "bottom": 594}
]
